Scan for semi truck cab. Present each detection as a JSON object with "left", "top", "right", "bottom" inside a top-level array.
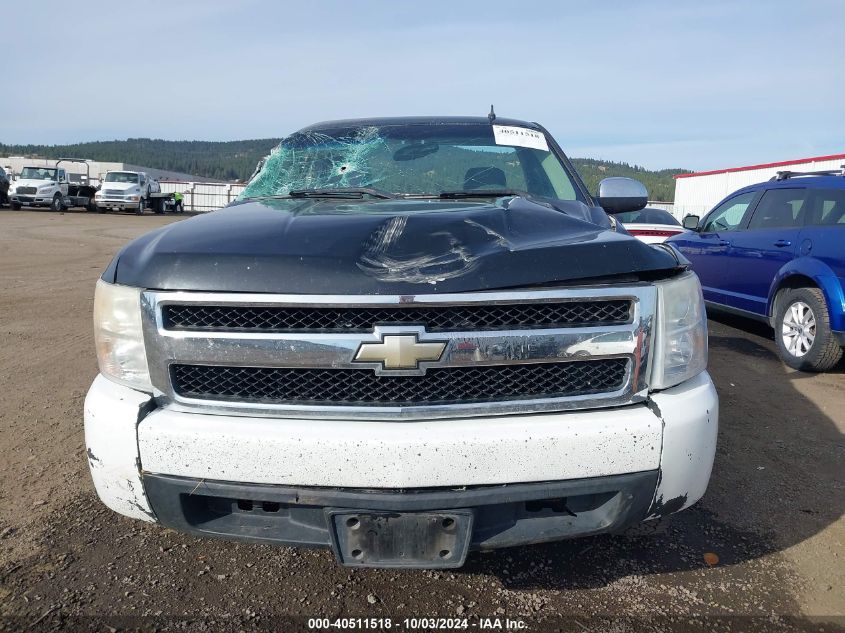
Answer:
[
  {"left": 9, "top": 166, "right": 69, "bottom": 210},
  {"left": 95, "top": 170, "right": 150, "bottom": 214}
]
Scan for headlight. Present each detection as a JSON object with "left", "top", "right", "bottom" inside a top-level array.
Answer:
[
  {"left": 125, "top": 194, "right": 140, "bottom": 200},
  {"left": 95, "top": 192, "right": 103, "bottom": 198},
  {"left": 651, "top": 271, "right": 708, "bottom": 390},
  {"left": 93, "top": 279, "right": 152, "bottom": 391},
  {"left": 38, "top": 184, "right": 54, "bottom": 191}
]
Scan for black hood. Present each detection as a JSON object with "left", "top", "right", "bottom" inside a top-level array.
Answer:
[{"left": 106, "top": 197, "right": 683, "bottom": 294}]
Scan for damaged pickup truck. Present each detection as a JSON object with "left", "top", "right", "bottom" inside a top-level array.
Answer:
[{"left": 85, "top": 115, "right": 718, "bottom": 568}]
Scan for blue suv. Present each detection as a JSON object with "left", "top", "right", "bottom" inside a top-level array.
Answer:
[{"left": 668, "top": 170, "right": 845, "bottom": 371}]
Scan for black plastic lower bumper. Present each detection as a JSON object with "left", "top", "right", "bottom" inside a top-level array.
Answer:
[{"left": 143, "top": 471, "right": 658, "bottom": 561}]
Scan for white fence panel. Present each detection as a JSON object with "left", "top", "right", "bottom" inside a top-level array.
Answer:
[
  {"left": 646, "top": 201, "right": 674, "bottom": 213},
  {"left": 159, "top": 181, "right": 246, "bottom": 212}
]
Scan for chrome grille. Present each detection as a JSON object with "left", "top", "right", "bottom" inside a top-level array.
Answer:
[
  {"left": 142, "top": 287, "right": 655, "bottom": 420},
  {"left": 104, "top": 189, "right": 125, "bottom": 196},
  {"left": 171, "top": 359, "right": 628, "bottom": 406},
  {"left": 17, "top": 186, "right": 37, "bottom": 194},
  {"left": 163, "top": 300, "right": 632, "bottom": 333}
]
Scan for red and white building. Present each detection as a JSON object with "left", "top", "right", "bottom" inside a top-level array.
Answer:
[{"left": 673, "top": 153, "right": 845, "bottom": 219}]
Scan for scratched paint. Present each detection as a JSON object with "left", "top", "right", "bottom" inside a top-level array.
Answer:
[
  {"left": 137, "top": 404, "right": 663, "bottom": 488},
  {"left": 84, "top": 375, "right": 157, "bottom": 523},
  {"left": 647, "top": 371, "right": 719, "bottom": 518}
]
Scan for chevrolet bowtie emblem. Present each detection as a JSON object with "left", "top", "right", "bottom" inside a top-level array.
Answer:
[{"left": 354, "top": 334, "right": 447, "bottom": 370}]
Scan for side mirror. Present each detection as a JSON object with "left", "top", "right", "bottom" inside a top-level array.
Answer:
[
  {"left": 596, "top": 177, "right": 648, "bottom": 213},
  {"left": 682, "top": 214, "right": 700, "bottom": 230}
]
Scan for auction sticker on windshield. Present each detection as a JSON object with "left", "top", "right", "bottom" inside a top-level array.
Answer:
[{"left": 492, "top": 125, "right": 549, "bottom": 151}]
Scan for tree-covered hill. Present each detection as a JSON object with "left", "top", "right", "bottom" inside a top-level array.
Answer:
[
  {"left": 1, "top": 138, "right": 690, "bottom": 200},
  {"left": 573, "top": 158, "right": 691, "bottom": 202},
  {"left": 0, "top": 138, "right": 282, "bottom": 183}
]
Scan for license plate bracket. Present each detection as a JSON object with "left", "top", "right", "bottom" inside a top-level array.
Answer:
[{"left": 326, "top": 510, "right": 473, "bottom": 568}]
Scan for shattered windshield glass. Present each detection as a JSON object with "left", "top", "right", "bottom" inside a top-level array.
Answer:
[{"left": 239, "top": 123, "right": 581, "bottom": 202}]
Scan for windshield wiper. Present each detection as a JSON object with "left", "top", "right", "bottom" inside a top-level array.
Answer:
[
  {"left": 288, "top": 187, "right": 396, "bottom": 200},
  {"left": 438, "top": 189, "right": 525, "bottom": 199}
]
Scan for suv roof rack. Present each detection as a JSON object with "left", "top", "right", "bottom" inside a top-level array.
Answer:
[{"left": 772, "top": 166, "right": 845, "bottom": 181}]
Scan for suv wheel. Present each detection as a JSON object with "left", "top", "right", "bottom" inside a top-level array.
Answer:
[
  {"left": 775, "top": 287, "right": 843, "bottom": 371},
  {"left": 51, "top": 194, "right": 62, "bottom": 211}
]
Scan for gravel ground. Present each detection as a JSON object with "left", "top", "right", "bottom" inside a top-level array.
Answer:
[{"left": 0, "top": 209, "right": 843, "bottom": 632}]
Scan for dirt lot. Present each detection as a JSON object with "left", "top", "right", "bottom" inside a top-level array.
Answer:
[{"left": 0, "top": 209, "right": 843, "bottom": 632}]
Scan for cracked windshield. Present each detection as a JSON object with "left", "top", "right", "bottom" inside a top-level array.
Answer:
[{"left": 239, "top": 124, "right": 580, "bottom": 202}]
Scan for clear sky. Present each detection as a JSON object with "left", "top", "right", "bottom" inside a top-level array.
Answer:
[{"left": 3, "top": 0, "right": 843, "bottom": 171}]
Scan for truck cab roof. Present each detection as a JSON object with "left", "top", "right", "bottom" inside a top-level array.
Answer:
[{"left": 299, "top": 116, "right": 544, "bottom": 132}]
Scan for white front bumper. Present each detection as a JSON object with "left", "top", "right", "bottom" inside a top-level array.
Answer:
[
  {"left": 97, "top": 198, "right": 137, "bottom": 208},
  {"left": 10, "top": 193, "right": 54, "bottom": 204},
  {"left": 84, "top": 372, "right": 718, "bottom": 523}
]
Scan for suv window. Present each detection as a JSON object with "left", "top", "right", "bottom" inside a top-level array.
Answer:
[
  {"left": 701, "top": 191, "right": 756, "bottom": 232},
  {"left": 747, "top": 188, "right": 808, "bottom": 229},
  {"left": 806, "top": 188, "right": 845, "bottom": 226}
]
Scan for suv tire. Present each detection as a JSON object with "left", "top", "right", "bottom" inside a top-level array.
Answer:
[{"left": 775, "top": 287, "right": 843, "bottom": 371}]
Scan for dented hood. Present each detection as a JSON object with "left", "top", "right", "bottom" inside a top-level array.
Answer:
[{"left": 107, "top": 197, "right": 683, "bottom": 294}]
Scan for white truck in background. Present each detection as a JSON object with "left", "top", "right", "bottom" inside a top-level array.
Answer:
[
  {"left": 95, "top": 170, "right": 175, "bottom": 214},
  {"left": 95, "top": 170, "right": 153, "bottom": 214},
  {"left": 7, "top": 161, "right": 182, "bottom": 214},
  {"left": 9, "top": 165, "right": 69, "bottom": 211},
  {"left": 9, "top": 158, "right": 99, "bottom": 212}
]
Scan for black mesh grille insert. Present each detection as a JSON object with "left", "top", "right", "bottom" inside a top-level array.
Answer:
[
  {"left": 163, "top": 301, "right": 632, "bottom": 333},
  {"left": 171, "top": 359, "right": 628, "bottom": 406}
]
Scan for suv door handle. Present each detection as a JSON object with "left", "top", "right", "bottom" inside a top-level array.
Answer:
[
  {"left": 774, "top": 239, "right": 792, "bottom": 248},
  {"left": 718, "top": 239, "right": 731, "bottom": 246}
]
